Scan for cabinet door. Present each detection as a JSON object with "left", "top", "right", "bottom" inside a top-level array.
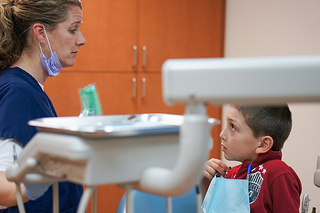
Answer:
[
  {"left": 66, "top": 0, "right": 139, "bottom": 72},
  {"left": 136, "top": 73, "right": 185, "bottom": 114},
  {"left": 138, "top": 0, "right": 225, "bottom": 72},
  {"left": 45, "top": 72, "right": 137, "bottom": 116},
  {"left": 86, "top": 185, "right": 125, "bottom": 213}
]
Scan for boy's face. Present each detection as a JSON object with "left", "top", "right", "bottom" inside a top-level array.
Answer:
[{"left": 220, "top": 106, "right": 261, "bottom": 162}]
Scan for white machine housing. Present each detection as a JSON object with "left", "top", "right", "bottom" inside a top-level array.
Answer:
[
  {"left": 162, "top": 55, "right": 320, "bottom": 188},
  {"left": 162, "top": 55, "right": 320, "bottom": 105}
]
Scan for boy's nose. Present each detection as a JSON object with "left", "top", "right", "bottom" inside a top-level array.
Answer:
[{"left": 220, "top": 128, "right": 226, "bottom": 141}]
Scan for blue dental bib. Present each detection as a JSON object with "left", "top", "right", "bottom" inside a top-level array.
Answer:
[{"left": 202, "top": 176, "right": 250, "bottom": 213}]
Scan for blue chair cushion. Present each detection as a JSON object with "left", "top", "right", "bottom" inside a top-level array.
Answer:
[{"left": 116, "top": 188, "right": 197, "bottom": 213}]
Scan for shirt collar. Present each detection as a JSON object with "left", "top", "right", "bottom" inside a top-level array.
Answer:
[{"left": 38, "top": 82, "right": 44, "bottom": 91}]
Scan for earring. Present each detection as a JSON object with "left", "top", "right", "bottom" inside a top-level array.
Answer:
[{"left": 41, "top": 41, "right": 45, "bottom": 46}]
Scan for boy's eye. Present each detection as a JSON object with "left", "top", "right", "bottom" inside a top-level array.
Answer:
[{"left": 231, "top": 124, "right": 236, "bottom": 131}]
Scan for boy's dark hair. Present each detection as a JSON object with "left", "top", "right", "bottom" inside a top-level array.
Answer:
[{"left": 233, "top": 105, "right": 292, "bottom": 151}]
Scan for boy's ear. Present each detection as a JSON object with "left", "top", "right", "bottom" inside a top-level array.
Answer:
[
  {"left": 255, "top": 136, "right": 273, "bottom": 154},
  {"left": 32, "top": 23, "right": 46, "bottom": 44}
]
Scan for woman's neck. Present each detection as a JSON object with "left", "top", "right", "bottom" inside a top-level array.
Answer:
[{"left": 11, "top": 50, "right": 48, "bottom": 85}]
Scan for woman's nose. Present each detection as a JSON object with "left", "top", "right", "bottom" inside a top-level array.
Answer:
[{"left": 77, "top": 32, "right": 86, "bottom": 46}]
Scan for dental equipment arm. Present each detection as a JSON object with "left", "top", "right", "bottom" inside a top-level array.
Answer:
[
  {"left": 6, "top": 157, "right": 57, "bottom": 185},
  {"left": 141, "top": 55, "right": 320, "bottom": 195},
  {"left": 137, "top": 103, "right": 216, "bottom": 196},
  {"left": 5, "top": 145, "right": 53, "bottom": 199},
  {"left": 5, "top": 146, "right": 55, "bottom": 213}
]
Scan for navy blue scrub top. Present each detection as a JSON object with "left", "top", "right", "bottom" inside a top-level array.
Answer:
[{"left": 0, "top": 67, "right": 83, "bottom": 213}]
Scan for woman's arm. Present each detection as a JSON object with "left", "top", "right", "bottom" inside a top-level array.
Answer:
[
  {"left": 0, "top": 138, "right": 52, "bottom": 208},
  {"left": 0, "top": 139, "right": 29, "bottom": 207},
  {"left": 0, "top": 172, "right": 29, "bottom": 207}
]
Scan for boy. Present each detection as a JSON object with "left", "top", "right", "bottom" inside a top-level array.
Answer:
[{"left": 202, "top": 105, "right": 301, "bottom": 213}]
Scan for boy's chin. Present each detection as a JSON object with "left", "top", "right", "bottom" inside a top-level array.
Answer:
[
  {"left": 223, "top": 154, "right": 232, "bottom": 161},
  {"left": 223, "top": 154, "right": 238, "bottom": 162}
]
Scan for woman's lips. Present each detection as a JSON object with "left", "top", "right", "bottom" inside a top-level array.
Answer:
[
  {"left": 221, "top": 144, "right": 227, "bottom": 152},
  {"left": 71, "top": 51, "right": 78, "bottom": 56}
]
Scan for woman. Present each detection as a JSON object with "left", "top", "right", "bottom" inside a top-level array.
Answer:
[{"left": 0, "top": 0, "right": 86, "bottom": 212}]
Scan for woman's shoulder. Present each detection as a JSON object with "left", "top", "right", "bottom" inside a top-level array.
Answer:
[
  {"left": 0, "top": 67, "right": 40, "bottom": 95},
  {"left": 1, "top": 67, "right": 34, "bottom": 81}
]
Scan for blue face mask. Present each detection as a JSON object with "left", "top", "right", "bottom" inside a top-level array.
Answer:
[{"left": 39, "top": 25, "right": 63, "bottom": 77}]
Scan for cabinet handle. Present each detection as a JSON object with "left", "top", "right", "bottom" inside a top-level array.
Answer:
[
  {"left": 141, "top": 77, "right": 146, "bottom": 98},
  {"left": 142, "top": 46, "right": 147, "bottom": 67},
  {"left": 133, "top": 45, "right": 137, "bottom": 67},
  {"left": 132, "top": 77, "right": 136, "bottom": 98}
]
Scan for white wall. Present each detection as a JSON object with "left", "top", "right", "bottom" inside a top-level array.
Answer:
[{"left": 224, "top": 0, "right": 320, "bottom": 211}]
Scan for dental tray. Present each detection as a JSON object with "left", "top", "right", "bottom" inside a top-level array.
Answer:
[
  {"left": 13, "top": 113, "right": 218, "bottom": 186},
  {"left": 28, "top": 113, "right": 183, "bottom": 138}
]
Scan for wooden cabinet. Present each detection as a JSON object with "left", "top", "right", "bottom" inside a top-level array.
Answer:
[
  {"left": 67, "top": 0, "right": 138, "bottom": 72},
  {"left": 138, "top": 0, "right": 225, "bottom": 72},
  {"left": 135, "top": 73, "right": 185, "bottom": 113},
  {"left": 45, "top": 72, "right": 185, "bottom": 116},
  {"left": 45, "top": 72, "right": 133, "bottom": 116},
  {"left": 44, "top": 0, "right": 225, "bottom": 212},
  {"left": 68, "top": 0, "right": 224, "bottom": 73}
]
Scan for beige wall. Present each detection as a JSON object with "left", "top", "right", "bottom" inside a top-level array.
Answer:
[{"left": 223, "top": 0, "right": 320, "bottom": 211}]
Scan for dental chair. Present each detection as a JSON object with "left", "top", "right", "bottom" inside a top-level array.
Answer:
[{"left": 116, "top": 187, "right": 199, "bottom": 213}]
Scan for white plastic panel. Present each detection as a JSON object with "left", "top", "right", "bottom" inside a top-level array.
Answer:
[{"left": 162, "top": 55, "right": 320, "bottom": 105}]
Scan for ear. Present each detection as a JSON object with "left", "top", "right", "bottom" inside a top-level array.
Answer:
[
  {"left": 255, "top": 136, "right": 273, "bottom": 154},
  {"left": 32, "top": 23, "right": 46, "bottom": 45}
]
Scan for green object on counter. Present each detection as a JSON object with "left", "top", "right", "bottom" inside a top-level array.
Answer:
[{"left": 79, "top": 84, "right": 102, "bottom": 116}]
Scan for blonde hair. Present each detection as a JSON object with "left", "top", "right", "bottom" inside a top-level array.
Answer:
[{"left": 0, "top": 0, "right": 82, "bottom": 72}]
